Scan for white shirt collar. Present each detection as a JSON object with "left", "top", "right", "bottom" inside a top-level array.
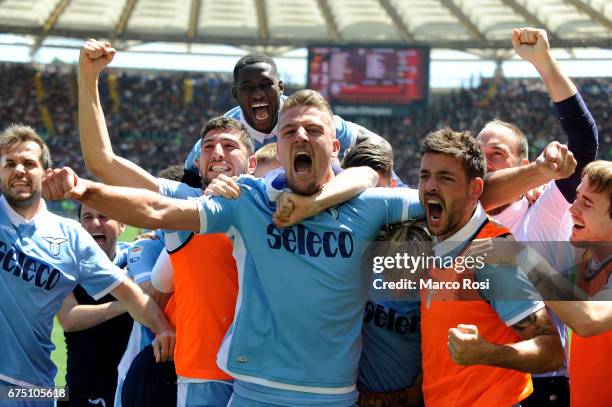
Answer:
[
  {"left": 434, "top": 202, "right": 488, "bottom": 257},
  {"left": 0, "top": 195, "right": 48, "bottom": 228}
]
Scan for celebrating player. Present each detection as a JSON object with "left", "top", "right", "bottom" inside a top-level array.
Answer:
[{"left": 0, "top": 124, "right": 175, "bottom": 407}]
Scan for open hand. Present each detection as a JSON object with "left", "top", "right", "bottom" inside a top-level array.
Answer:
[{"left": 203, "top": 174, "right": 240, "bottom": 199}]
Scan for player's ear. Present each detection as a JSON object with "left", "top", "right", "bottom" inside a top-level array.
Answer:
[
  {"left": 247, "top": 155, "right": 257, "bottom": 175},
  {"left": 332, "top": 139, "right": 340, "bottom": 155},
  {"left": 470, "top": 177, "right": 484, "bottom": 200},
  {"left": 231, "top": 85, "right": 238, "bottom": 100},
  {"left": 278, "top": 80, "right": 284, "bottom": 95}
]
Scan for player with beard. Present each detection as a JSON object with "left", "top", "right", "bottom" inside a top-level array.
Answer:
[
  {"left": 45, "top": 88, "right": 571, "bottom": 406},
  {"left": 44, "top": 89, "right": 425, "bottom": 406},
  {"left": 78, "top": 41, "right": 378, "bottom": 406},
  {"left": 78, "top": 38, "right": 250, "bottom": 404},
  {"left": 57, "top": 204, "right": 132, "bottom": 407},
  {"left": 417, "top": 128, "right": 562, "bottom": 407},
  {"left": 0, "top": 124, "right": 174, "bottom": 407}
]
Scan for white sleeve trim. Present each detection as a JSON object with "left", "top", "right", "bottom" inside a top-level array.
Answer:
[
  {"left": 133, "top": 272, "right": 152, "bottom": 283},
  {"left": 504, "top": 301, "right": 545, "bottom": 327},
  {"left": 151, "top": 250, "right": 174, "bottom": 293},
  {"left": 401, "top": 198, "right": 409, "bottom": 222},
  {"left": 197, "top": 198, "right": 208, "bottom": 234},
  {"left": 91, "top": 273, "right": 127, "bottom": 301}
]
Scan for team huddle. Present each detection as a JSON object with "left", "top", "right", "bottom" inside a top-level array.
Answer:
[{"left": 0, "top": 27, "right": 610, "bottom": 407}]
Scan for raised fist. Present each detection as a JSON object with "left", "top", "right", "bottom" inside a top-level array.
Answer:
[
  {"left": 78, "top": 39, "right": 116, "bottom": 80},
  {"left": 512, "top": 27, "right": 552, "bottom": 67}
]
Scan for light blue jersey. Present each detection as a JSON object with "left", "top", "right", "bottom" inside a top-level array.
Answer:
[
  {"left": 127, "top": 236, "right": 165, "bottom": 285},
  {"left": 114, "top": 241, "right": 132, "bottom": 269},
  {"left": 184, "top": 95, "right": 359, "bottom": 174},
  {"left": 0, "top": 196, "right": 125, "bottom": 387},
  {"left": 114, "top": 235, "right": 165, "bottom": 407},
  {"left": 157, "top": 178, "right": 202, "bottom": 251},
  {"left": 358, "top": 300, "right": 421, "bottom": 392},
  {"left": 194, "top": 173, "right": 423, "bottom": 405}
]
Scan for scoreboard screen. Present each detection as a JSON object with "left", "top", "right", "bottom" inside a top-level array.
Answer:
[{"left": 307, "top": 46, "right": 429, "bottom": 105}]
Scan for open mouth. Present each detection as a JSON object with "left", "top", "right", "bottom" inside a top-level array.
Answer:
[
  {"left": 426, "top": 197, "right": 444, "bottom": 222},
  {"left": 573, "top": 221, "right": 585, "bottom": 231},
  {"left": 251, "top": 103, "right": 270, "bottom": 121},
  {"left": 293, "top": 152, "right": 312, "bottom": 175},
  {"left": 91, "top": 233, "right": 107, "bottom": 245}
]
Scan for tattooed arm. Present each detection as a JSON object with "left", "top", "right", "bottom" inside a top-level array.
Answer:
[{"left": 447, "top": 307, "right": 563, "bottom": 373}]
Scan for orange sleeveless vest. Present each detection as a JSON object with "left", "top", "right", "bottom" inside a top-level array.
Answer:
[
  {"left": 168, "top": 233, "right": 238, "bottom": 380},
  {"left": 570, "top": 255, "right": 612, "bottom": 407},
  {"left": 420, "top": 220, "right": 533, "bottom": 407}
]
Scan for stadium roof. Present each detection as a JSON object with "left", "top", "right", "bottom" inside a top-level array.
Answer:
[{"left": 1, "top": 0, "right": 611, "bottom": 51}]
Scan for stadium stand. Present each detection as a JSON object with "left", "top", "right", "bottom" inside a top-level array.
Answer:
[{"left": 1, "top": 61, "right": 610, "bottom": 187}]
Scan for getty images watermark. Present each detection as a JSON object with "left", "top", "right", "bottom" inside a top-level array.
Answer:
[
  {"left": 371, "top": 253, "right": 489, "bottom": 291},
  {"left": 364, "top": 239, "right": 612, "bottom": 302}
]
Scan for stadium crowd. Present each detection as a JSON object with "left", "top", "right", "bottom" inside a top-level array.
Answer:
[
  {"left": 1, "top": 61, "right": 610, "bottom": 186},
  {"left": 0, "top": 27, "right": 611, "bottom": 407}
]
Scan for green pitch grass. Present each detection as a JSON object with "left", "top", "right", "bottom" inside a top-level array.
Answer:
[{"left": 51, "top": 225, "right": 143, "bottom": 386}]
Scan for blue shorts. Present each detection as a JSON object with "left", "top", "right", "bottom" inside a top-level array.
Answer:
[{"left": 177, "top": 381, "right": 233, "bottom": 407}]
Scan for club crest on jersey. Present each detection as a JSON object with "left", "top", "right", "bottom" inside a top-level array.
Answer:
[
  {"left": 42, "top": 236, "right": 68, "bottom": 256},
  {"left": 129, "top": 246, "right": 143, "bottom": 263}
]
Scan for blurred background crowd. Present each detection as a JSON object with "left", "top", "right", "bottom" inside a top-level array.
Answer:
[{"left": 2, "top": 62, "right": 610, "bottom": 186}]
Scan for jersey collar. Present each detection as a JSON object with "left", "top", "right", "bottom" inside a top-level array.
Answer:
[
  {"left": 434, "top": 203, "right": 487, "bottom": 257},
  {"left": 0, "top": 195, "right": 48, "bottom": 228}
]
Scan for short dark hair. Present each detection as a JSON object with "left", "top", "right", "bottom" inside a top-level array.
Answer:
[
  {"left": 233, "top": 54, "right": 278, "bottom": 83},
  {"left": 0, "top": 124, "right": 52, "bottom": 170},
  {"left": 200, "top": 116, "right": 255, "bottom": 155},
  {"left": 158, "top": 164, "right": 202, "bottom": 190},
  {"left": 157, "top": 165, "right": 185, "bottom": 181},
  {"left": 421, "top": 127, "right": 485, "bottom": 180},
  {"left": 341, "top": 142, "right": 393, "bottom": 180}
]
